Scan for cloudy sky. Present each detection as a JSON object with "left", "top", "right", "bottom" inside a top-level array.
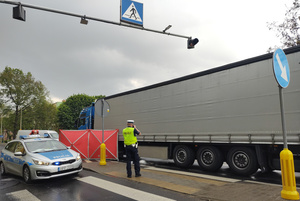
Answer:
[{"left": 0, "top": 0, "right": 293, "bottom": 102}]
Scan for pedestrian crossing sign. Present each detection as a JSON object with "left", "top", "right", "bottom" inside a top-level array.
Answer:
[{"left": 121, "top": 0, "right": 143, "bottom": 26}]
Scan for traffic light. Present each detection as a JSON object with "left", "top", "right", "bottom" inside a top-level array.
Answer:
[
  {"left": 187, "top": 38, "right": 199, "bottom": 49},
  {"left": 13, "top": 5, "right": 26, "bottom": 21}
]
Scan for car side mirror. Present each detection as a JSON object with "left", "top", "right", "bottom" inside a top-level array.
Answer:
[{"left": 14, "top": 152, "right": 25, "bottom": 156}]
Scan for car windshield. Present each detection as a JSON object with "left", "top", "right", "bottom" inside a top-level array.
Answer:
[{"left": 24, "top": 140, "right": 67, "bottom": 153}]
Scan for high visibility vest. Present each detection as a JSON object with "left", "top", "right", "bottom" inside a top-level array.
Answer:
[{"left": 123, "top": 127, "right": 137, "bottom": 145}]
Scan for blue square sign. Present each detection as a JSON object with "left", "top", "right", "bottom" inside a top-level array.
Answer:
[{"left": 121, "top": 0, "right": 143, "bottom": 26}]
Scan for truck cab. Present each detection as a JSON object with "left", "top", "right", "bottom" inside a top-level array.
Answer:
[{"left": 76, "top": 103, "right": 95, "bottom": 130}]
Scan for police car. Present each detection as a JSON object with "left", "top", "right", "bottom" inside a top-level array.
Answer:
[{"left": 0, "top": 135, "right": 82, "bottom": 183}]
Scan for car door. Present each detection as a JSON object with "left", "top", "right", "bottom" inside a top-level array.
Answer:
[
  {"left": 12, "top": 142, "right": 26, "bottom": 176},
  {"left": 2, "top": 141, "right": 17, "bottom": 173}
]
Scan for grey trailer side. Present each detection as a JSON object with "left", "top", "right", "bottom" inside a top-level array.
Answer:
[{"left": 95, "top": 46, "right": 300, "bottom": 175}]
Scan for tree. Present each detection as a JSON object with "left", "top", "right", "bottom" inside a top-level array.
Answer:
[
  {"left": 0, "top": 67, "right": 49, "bottom": 138},
  {"left": 267, "top": 0, "right": 300, "bottom": 51},
  {"left": 0, "top": 102, "right": 11, "bottom": 139},
  {"left": 57, "top": 94, "right": 105, "bottom": 129},
  {"left": 22, "top": 99, "right": 58, "bottom": 130}
]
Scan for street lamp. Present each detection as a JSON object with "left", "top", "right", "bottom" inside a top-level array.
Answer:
[
  {"left": 80, "top": 15, "right": 88, "bottom": 25},
  {"left": 13, "top": 4, "right": 26, "bottom": 21},
  {"left": 163, "top": 25, "right": 172, "bottom": 32}
]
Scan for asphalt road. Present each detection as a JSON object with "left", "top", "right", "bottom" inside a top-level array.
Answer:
[
  {"left": 1, "top": 143, "right": 299, "bottom": 201},
  {"left": 0, "top": 169, "right": 201, "bottom": 201},
  {"left": 0, "top": 143, "right": 198, "bottom": 201}
]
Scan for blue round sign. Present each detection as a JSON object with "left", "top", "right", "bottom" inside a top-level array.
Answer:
[{"left": 273, "top": 49, "right": 290, "bottom": 88}]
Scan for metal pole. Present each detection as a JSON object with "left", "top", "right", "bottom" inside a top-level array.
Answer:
[
  {"left": 20, "top": 107, "right": 22, "bottom": 130},
  {"left": 1, "top": 115, "right": 2, "bottom": 136},
  {"left": 0, "top": 0, "right": 191, "bottom": 40},
  {"left": 1, "top": 115, "right": 2, "bottom": 143},
  {"left": 101, "top": 99, "right": 104, "bottom": 143},
  {"left": 99, "top": 99, "right": 107, "bottom": 165},
  {"left": 279, "top": 86, "right": 288, "bottom": 149}
]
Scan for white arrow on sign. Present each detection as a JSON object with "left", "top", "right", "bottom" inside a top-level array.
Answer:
[{"left": 276, "top": 53, "right": 288, "bottom": 82}]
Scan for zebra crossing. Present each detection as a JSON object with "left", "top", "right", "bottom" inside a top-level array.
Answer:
[{"left": 3, "top": 176, "right": 176, "bottom": 201}]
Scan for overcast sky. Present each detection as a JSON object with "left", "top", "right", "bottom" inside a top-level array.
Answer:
[{"left": 0, "top": 0, "right": 293, "bottom": 102}]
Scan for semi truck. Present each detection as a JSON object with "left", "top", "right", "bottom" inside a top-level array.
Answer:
[{"left": 79, "top": 46, "right": 300, "bottom": 176}]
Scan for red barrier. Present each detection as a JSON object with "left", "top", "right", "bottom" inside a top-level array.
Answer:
[{"left": 59, "top": 129, "right": 118, "bottom": 160}]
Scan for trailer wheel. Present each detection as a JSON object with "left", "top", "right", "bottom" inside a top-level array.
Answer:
[
  {"left": 197, "top": 146, "right": 224, "bottom": 171},
  {"left": 227, "top": 147, "right": 258, "bottom": 176},
  {"left": 173, "top": 145, "right": 195, "bottom": 168}
]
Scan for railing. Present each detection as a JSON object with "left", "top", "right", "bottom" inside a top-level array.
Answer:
[{"left": 126, "top": 131, "right": 300, "bottom": 145}]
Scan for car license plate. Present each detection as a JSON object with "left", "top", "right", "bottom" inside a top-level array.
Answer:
[{"left": 58, "top": 165, "right": 72, "bottom": 171}]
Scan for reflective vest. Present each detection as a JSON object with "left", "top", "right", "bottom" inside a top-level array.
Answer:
[{"left": 123, "top": 127, "right": 137, "bottom": 145}]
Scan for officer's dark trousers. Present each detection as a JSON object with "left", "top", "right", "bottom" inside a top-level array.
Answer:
[{"left": 125, "top": 145, "right": 140, "bottom": 176}]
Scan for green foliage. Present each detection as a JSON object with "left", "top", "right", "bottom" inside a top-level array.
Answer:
[
  {"left": 57, "top": 94, "right": 105, "bottom": 129},
  {"left": 0, "top": 66, "right": 52, "bottom": 138},
  {"left": 23, "top": 99, "right": 58, "bottom": 130},
  {"left": 267, "top": 0, "right": 300, "bottom": 51}
]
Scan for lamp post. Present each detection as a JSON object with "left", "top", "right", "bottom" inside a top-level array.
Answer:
[
  {"left": 20, "top": 107, "right": 22, "bottom": 130},
  {"left": 1, "top": 114, "right": 3, "bottom": 143}
]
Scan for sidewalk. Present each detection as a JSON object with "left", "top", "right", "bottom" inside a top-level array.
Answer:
[{"left": 82, "top": 160, "right": 290, "bottom": 201}]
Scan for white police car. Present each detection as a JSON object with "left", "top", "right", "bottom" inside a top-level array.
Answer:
[{"left": 0, "top": 135, "right": 82, "bottom": 183}]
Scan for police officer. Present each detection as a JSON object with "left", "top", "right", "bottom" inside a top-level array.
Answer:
[{"left": 123, "top": 120, "right": 141, "bottom": 178}]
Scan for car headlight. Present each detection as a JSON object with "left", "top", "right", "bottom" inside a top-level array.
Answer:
[
  {"left": 32, "top": 158, "right": 50, "bottom": 166},
  {"left": 76, "top": 154, "right": 81, "bottom": 161}
]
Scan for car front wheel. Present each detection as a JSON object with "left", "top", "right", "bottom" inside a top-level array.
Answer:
[
  {"left": 23, "top": 166, "right": 32, "bottom": 183},
  {"left": 0, "top": 162, "right": 6, "bottom": 175}
]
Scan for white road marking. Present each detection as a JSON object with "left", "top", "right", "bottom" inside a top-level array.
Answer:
[
  {"left": 6, "top": 189, "right": 41, "bottom": 201},
  {"left": 78, "top": 176, "right": 176, "bottom": 201},
  {"left": 145, "top": 166, "right": 240, "bottom": 183}
]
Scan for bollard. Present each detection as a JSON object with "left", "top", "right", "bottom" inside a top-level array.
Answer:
[
  {"left": 99, "top": 143, "right": 106, "bottom": 166},
  {"left": 280, "top": 148, "right": 299, "bottom": 200}
]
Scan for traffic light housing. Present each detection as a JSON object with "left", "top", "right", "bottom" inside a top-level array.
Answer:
[
  {"left": 187, "top": 38, "right": 199, "bottom": 49},
  {"left": 13, "top": 5, "right": 26, "bottom": 21}
]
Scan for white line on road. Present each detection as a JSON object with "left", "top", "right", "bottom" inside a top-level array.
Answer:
[
  {"left": 77, "top": 176, "right": 176, "bottom": 201},
  {"left": 144, "top": 166, "right": 241, "bottom": 183},
  {"left": 6, "top": 189, "right": 41, "bottom": 201}
]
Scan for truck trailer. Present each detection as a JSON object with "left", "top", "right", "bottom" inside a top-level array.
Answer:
[{"left": 86, "top": 46, "right": 300, "bottom": 175}]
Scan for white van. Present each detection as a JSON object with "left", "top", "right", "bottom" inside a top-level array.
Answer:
[{"left": 16, "top": 130, "right": 59, "bottom": 140}]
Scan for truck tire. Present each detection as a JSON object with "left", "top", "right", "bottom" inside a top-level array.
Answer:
[
  {"left": 227, "top": 147, "right": 258, "bottom": 176},
  {"left": 196, "top": 146, "right": 224, "bottom": 171},
  {"left": 173, "top": 145, "right": 195, "bottom": 168}
]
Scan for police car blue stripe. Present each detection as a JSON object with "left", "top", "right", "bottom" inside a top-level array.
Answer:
[{"left": 38, "top": 150, "right": 72, "bottom": 160}]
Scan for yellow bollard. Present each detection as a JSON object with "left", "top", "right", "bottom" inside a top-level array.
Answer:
[
  {"left": 280, "top": 148, "right": 299, "bottom": 200},
  {"left": 99, "top": 143, "right": 106, "bottom": 166}
]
